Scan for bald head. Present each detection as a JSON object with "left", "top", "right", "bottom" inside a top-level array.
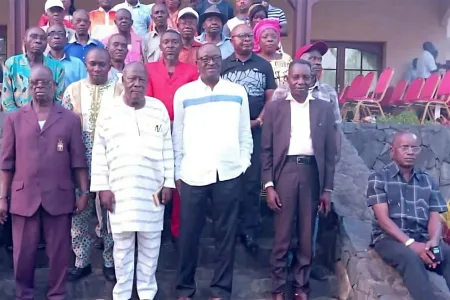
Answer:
[
  {"left": 123, "top": 62, "right": 147, "bottom": 78},
  {"left": 392, "top": 132, "right": 419, "bottom": 147},
  {"left": 230, "top": 24, "right": 253, "bottom": 55},
  {"left": 31, "top": 65, "right": 53, "bottom": 80},
  {"left": 73, "top": 9, "right": 89, "bottom": 19},
  {"left": 391, "top": 131, "right": 420, "bottom": 168},
  {"left": 231, "top": 24, "right": 252, "bottom": 36},
  {"left": 85, "top": 48, "right": 111, "bottom": 85},
  {"left": 197, "top": 43, "right": 220, "bottom": 59},
  {"left": 196, "top": 43, "right": 221, "bottom": 82},
  {"left": 30, "top": 66, "right": 55, "bottom": 103}
]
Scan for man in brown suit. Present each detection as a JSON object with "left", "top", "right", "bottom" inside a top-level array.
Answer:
[
  {"left": 0, "top": 65, "right": 89, "bottom": 300},
  {"left": 261, "top": 60, "right": 337, "bottom": 300}
]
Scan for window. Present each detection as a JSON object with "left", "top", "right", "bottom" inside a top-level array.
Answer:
[
  {"left": 314, "top": 41, "right": 384, "bottom": 93},
  {"left": 0, "top": 26, "right": 6, "bottom": 63}
]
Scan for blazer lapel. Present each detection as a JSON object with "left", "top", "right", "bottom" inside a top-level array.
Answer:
[
  {"left": 41, "top": 104, "right": 63, "bottom": 133},
  {"left": 279, "top": 99, "right": 291, "bottom": 162},
  {"left": 309, "top": 99, "right": 320, "bottom": 138},
  {"left": 22, "top": 104, "right": 40, "bottom": 133}
]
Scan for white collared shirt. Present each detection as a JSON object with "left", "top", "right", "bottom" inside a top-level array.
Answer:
[
  {"left": 172, "top": 78, "right": 253, "bottom": 186},
  {"left": 286, "top": 92, "right": 314, "bottom": 155}
]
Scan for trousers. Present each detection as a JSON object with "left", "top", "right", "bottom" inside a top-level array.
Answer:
[
  {"left": 176, "top": 175, "right": 242, "bottom": 300},
  {"left": 71, "top": 194, "right": 114, "bottom": 268},
  {"left": 112, "top": 231, "right": 162, "bottom": 300},
  {"left": 375, "top": 236, "right": 450, "bottom": 300},
  {"left": 170, "top": 190, "right": 181, "bottom": 237}
]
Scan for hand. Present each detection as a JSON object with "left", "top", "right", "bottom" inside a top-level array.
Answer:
[
  {"left": 161, "top": 187, "right": 173, "bottom": 205},
  {"left": 75, "top": 194, "right": 89, "bottom": 215},
  {"left": 0, "top": 199, "right": 8, "bottom": 225},
  {"left": 175, "top": 180, "right": 182, "bottom": 196},
  {"left": 266, "top": 187, "right": 282, "bottom": 212},
  {"left": 99, "top": 190, "right": 115, "bottom": 213},
  {"left": 250, "top": 120, "right": 261, "bottom": 129},
  {"left": 319, "top": 191, "right": 331, "bottom": 216},
  {"left": 410, "top": 241, "right": 436, "bottom": 267}
]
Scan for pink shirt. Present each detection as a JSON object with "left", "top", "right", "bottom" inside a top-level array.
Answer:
[{"left": 102, "top": 30, "right": 143, "bottom": 63}]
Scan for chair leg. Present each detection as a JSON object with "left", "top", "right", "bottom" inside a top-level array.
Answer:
[
  {"left": 421, "top": 103, "right": 431, "bottom": 124},
  {"left": 377, "top": 103, "right": 385, "bottom": 117},
  {"left": 352, "top": 102, "right": 362, "bottom": 122}
]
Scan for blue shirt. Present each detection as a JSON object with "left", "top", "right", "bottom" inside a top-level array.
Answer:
[
  {"left": 65, "top": 36, "right": 104, "bottom": 62},
  {"left": 112, "top": 1, "right": 152, "bottom": 37},
  {"left": 48, "top": 53, "right": 87, "bottom": 88}
]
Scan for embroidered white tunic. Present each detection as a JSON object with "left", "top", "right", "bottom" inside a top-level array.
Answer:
[{"left": 90, "top": 96, "right": 175, "bottom": 233}]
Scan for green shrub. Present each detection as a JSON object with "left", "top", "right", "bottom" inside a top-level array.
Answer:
[{"left": 376, "top": 111, "right": 421, "bottom": 124}]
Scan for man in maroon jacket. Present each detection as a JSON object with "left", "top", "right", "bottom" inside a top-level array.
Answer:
[{"left": 0, "top": 65, "right": 89, "bottom": 300}]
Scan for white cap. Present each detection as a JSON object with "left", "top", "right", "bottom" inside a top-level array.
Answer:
[
  {"left": 178, "top": 7, "right": 199, "bottom": 21},
  {"left": 45, "top": 0, "right": 65, "bottom": 11}
]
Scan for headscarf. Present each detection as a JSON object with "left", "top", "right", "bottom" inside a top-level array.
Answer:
[{"left": 253, "top": 18, "right": 280, "bottom": 53}]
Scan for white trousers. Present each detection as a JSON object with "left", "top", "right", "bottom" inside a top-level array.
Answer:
[{"left": 112, "top": 231, "right": 162, "bottom": 300}]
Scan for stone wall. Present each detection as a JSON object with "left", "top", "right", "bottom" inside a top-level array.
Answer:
[
  {"left": 334, "top": 124, "right": 450, "bottom": 299},
  {"left": 342, "top": 123, "right": 450, "bottom": 199}
]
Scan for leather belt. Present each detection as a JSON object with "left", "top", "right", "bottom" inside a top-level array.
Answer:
[{"left": 286, "top": 155, "right": 316, "bottom": 165}]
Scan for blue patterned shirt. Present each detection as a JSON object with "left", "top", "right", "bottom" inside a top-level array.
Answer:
[
  {"left": 1, "top": 54, "right": 65, "bottom": 113},
  {"left": 48, "top": 53, "right": 87, "bottom": 88},
  {"left": 112, "top": 1, "right": 152, "bottom": 36},
  {"left": 367, "top": 162, "right": 448, "bottom": 244}
]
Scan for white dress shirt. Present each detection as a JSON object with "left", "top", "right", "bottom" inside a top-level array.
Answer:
[{"left": 172, "top": 78, "right": 253, "bottom": 186}]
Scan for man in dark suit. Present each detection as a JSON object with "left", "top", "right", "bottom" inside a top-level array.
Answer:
[
  {"left": 0, "top": 65, "right": 89, "bottom": 300},
  {"left": 261, "top": 59, "right": 337, "bottom": 300}
]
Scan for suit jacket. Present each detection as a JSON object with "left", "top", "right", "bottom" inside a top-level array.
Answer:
[
  {"left": 261, "top": 97, "right": 337, "bottom": 193},
  {"left": 0, "top": 103, "right": 88, "bottom": 217}
]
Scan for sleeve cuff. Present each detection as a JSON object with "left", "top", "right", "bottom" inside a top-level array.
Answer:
[
  {"left": 264, "top": 181, "right": 274, "bottom": 189},
  {"left": 163, "top": 179, "right": 176, "bottom": 189},
  {"left": 323, "top": 189, "right": 333, "bottom": 192}
]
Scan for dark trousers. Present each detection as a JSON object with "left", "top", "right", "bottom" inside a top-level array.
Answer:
[
  {"left": 270, "top": 158, "right": 320, "bottom": 295},
  {"left": 176, "top": 175, "right": 242, "bottom": 300},
  {"left": 240, "top": 128, "right": 262, "bottom": 237},
  {"left": 12, "top": 208, "right": 71, "bottom": 300},
  {"left": 375, "top": 236, "right": 450, "bottom": 300}
]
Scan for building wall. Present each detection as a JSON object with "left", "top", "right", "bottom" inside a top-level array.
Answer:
[{"left": 311, "top": 0, "right": 449, "bottom": 81}]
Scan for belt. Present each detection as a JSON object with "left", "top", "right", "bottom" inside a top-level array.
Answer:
[{"left": 286, "top": 155, "right": 316, "bottom": 165}]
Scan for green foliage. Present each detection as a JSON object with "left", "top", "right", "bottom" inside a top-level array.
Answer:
[{"left": 376, "top": 111, "right": 421, "bottom": 124}]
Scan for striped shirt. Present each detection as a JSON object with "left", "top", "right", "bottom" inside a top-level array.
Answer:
[
  {"left": 267, "top": 5, "right": 287, "bottom": 25},
  {"left": 90, "top": 96, "right": 175, "bottom": 233},
  {"left": 172, "top": 78, "right": 253, "bottom": 186}
]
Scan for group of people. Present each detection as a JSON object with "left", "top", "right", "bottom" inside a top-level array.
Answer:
[{"left": 2, "top": 1, "right": 450, "bottom": 300}]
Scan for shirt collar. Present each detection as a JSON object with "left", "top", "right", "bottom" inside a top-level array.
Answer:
[
  {"left": 197, "top": 77, "right": 224, "bottom": 91},
  {"left": 196, "top": 32, "right": 230, "bottom": 45},
  {"left": 228, "top": 52, "right": 255, "bottom": 63},
  {"left": 387, "top": 162, "right": 421, "bottom": 180},
  {"left": 47, "top": 52, "right": 71, "bottom": 61},
  {"left": 68, "top": 34, "right": 99, "bottom": 45},
  {"left": 125, "top": 0, "right": 141, "bottom": 8},
  {"left": 19, "top": 54, "right": 50, "bottom": 66},
  {"left": 285, "top": 91, "right": 314, "bottom": 103}
]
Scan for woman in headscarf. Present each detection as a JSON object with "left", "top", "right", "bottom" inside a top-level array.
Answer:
[{"left": 253, "top": 18, "right": 291, "bottom": 86}]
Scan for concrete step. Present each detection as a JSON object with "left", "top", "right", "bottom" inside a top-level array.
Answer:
[{"left": 0, "top": 267, "right": 337, "bottom": 300}]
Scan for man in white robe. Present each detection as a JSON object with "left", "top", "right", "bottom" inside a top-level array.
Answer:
[{"left": 90, "top": 62, "right": 175, "bottom": 300}]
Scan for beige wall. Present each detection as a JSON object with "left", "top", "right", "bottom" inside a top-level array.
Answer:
[{"left": 311, "top": 0, "right": 449, "bottom": 82}]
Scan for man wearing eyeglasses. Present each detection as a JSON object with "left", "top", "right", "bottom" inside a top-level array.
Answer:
[
  {"left": 367, "top": 131, "right": 450, "bottom": 300},
  {"left": 221, "top": 24, "right": 276, "bottom": 254},
  {"left": 173, "top": 43, "right": 253, "bottom": 300}
]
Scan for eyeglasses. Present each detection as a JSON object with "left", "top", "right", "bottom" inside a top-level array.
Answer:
[
  {"left": 231, "top": 33, "right": 254, "bottom": 39},
  {"left": 397, "top": 146, "right": 421, "bottom": 154},
  {"left": 197, "top": 55, "right": 222, "bottom": 64},
  {"left": 30, "top": 80, "right": 53, "bottom": 87}
]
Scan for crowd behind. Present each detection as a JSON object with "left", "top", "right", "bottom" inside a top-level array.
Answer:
[{"left": 0, "top": 1, "right": 449, "bottom": 300}]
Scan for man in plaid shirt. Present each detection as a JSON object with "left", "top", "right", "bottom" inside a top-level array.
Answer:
[{"left": 367, "top": 131, "right": 450, "bottom": 300}]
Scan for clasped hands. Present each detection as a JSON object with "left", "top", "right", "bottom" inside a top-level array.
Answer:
[{"left": 409, "top": 240, "right": 440, "bottom": 268}]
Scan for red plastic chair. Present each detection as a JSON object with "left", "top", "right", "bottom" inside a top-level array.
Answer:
[
  {"left": 354, "top": 72, "right": 375, "bottom": 98},
  {"left": 409, "top": 73, "right": 441, "bottom": 103},
  {"left": 389, "top": 80, "right": 408, "bottom": 106},
  {"left": 403, "top": 78, "right": 425, "bottom": 104},
  {"left": 338, "top": 86, "right": 349, "bottom": 104},
  {"left": 344, "top": 74, "right": 364, "bottom": 101}
]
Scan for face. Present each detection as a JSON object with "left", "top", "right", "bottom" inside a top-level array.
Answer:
[
  {"left": 250, "top": 10, "right": 266, "bottom": 28},
  {"left": 47, "top": 7, "right": 65, "bottom": 24},
  {"left": 123, "top": 66, "right": 147, "bottom": 101},
  {"left": 85, "top": 51, "right": 111, "bottom": 84},
  {"left": 203, "top": 16, "right": 223, "bottom": 34},
  {"left": 301, "top": 49, "right": 322, "bottom": 76},
  {"left": 98, "top": 0, "right": 112, "bottom": 7},
  {"left": 197, "top": 45, "right": 222, "bottom": 80},
  {"left": 115, "top": 10, "right": 133, "bottom": 32},
  {"left": 72, "top": 12, "right": 91, "bottom": 35},
  {"left": 167, "top": 0, "right": 181, "bottom": 9},
  {"left": 160, "top": 32, "right": 182, "bottom": 60},
  {"left": 61, "top": 0, "right": 71, "bottom": 10},
  {"left": 30, "top": 69, "right": 55, "bottom": 102},
  {"left": 152, "top": 4, "right": 168, "bottom": 26},
  {"left": 391, "top": 133, "right": 421, "bottom": 168},
  {"left": 25, "top": 28, "right": 47, "bottom": 54},
  {"left": 108, "top": 35, "right": 128, "bottom": 62},
  {"left": 236, "top": 0, "right": 251, "bottom": 12},
  {"left": 178, "top": 15, "right": 198, "bottom": 39},
  {"left": 231, "top": 26, "right": 254, "bottom": 54},
  {"left": 47, "top": 25, "right": 67, "bottom": 51},
  {"left": 287, "top": 63, "right": 312, "bottom": 98},
  {"left": 126, "top": 0, "right": 138, "bottom": 5},
  {"left": 259, "top": 28, "right": 278, "bottom": 54}
]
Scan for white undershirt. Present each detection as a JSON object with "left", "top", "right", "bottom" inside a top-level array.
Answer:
[
  {"left": 286, "top": 93, "right": 314, "bottom": 155},
  {"left": 38, "top": 120, "right": 46, "bottom": 130}
]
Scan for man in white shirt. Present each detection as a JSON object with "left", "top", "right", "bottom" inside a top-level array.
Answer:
[
  {"left": 173, "top": 43, "right": 253, "bottom": 300},
  {"left": 261, "top": 60, "right": 337, "bottom": 300},
  {"left": 417, "top": 41, "right": 440, "bottom": 79},
  {"left": 224, "top": 0, "right": 251, "bottom": 36}
]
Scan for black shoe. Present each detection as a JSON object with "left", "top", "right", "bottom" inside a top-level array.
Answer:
[
  {"left": 93, "top": 238, "right": 104, "bottom": 250},
  {"left": 103, "top": 266, "right": 116, "bottom": 282},
  {"left": 240, "top": 234, "right": 259, "bottom": 254},
  {"left": 68, "top": 265, "right": 92, "bottom": 282}
]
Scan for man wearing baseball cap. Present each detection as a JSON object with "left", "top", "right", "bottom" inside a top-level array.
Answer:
[
  {"left": 177, "top": 7, "right": 203, "bottom": 65},
  {"left": 41, "top": 0, "right": 76, "bottom": 42}
]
